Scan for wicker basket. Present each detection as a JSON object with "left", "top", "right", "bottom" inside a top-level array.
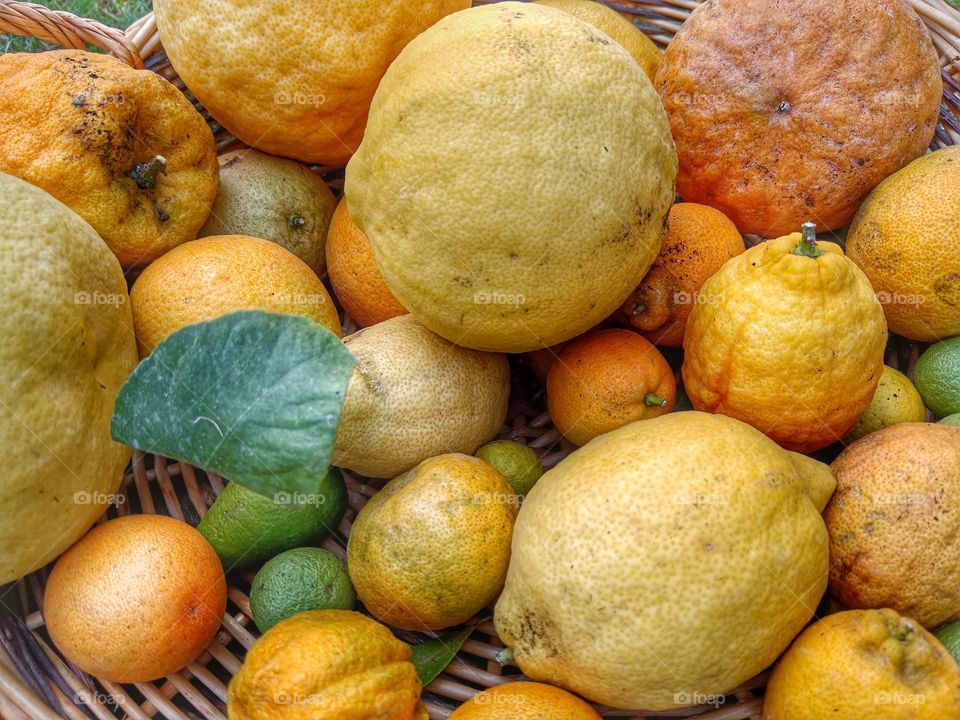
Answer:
[{"left": 0, "top": 1, "right": 958, "bottom": 718}]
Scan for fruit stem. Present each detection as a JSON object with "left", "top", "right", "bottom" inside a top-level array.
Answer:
[
  {"left": 495, "top": 647, "right": 515, "bottom": 665},
  {"left": 645, "top": 392, "right": 667, "bottom": 408},
  {"left": 129, "top": 155, "right": 167, "bottom": 189},
  {"left": 792, "top": 222, "right": 824, "bottom": 258},
  {"left": 288, "top": 214, "right": 306, "bottom": 229}
]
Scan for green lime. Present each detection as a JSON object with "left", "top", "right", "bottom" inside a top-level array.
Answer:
[
  {"left": 249, "top": 547, "right": 355, "bottom": 632},
  {"left": 936, "top": 621, "right": 960, "bottom": 664},
  {"left": 475, "top": 439, "right": 543, "bottom": 496},
  {"left": 198, "top": 468, "right": 347, "bottom": 571},
  {"left": 915, "top": 337, "right": 960, "bottom": 419},
  {"left": 940, "top": 414, "right": 960, "bottom": 426}
]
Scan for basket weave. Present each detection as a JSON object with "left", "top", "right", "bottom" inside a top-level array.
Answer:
[{"left": 0, "top": 1, "right": 958, "bottom": 718}]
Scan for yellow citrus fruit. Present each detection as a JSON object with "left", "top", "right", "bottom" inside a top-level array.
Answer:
[
  {"left": 45, "top": 515, "right": 227, "bottom": 683},
  {"left": 348, "top": 453, "right": 517, "bottom": 631},
  {"left": 495, "top": 411, "right": 836, "bottom": 710},
  {"left": 534, "top": 0, "right": 662, "bottom": 81},
  {"left": 346, "top": 2, "right": 677, "bottom": 352},
  {"left": 764, "top": 609, "right": 960, "bottom": 720},
  {"left": 130, "top": 235, "right": 341, "bottom": 356},
  {"left": 847, "top": 365, "right": 927, "bottom": 440},
  {"left": 332, "top": 315, "right": 509, "bottom": 479},
  {"left": 847, "top": 146, "right": 960, "bottom": 342},
  {"left": 618, "top": 202, "right": 744, "bottom": 347},
  {"left": 325, "top": 199, "right": 407, "bottom": 327},
  {"left": 0, "top": 50, "right": 218, "bottom": 267},
  {"left": 547, "top": 328, "right": 676, "bottom": 446},
  {"left": 199, "top": 149, "right": 337, "bottom": 274},
  {"left": 683, "top": 227, "right": 887, "bottom": 452},
  {"left": 153, "top": 0, "right": 468, "bottom": 165},
  {"left": 228, "top": 609, "right": 427, "bottom": 720},
  {"left": 0, "top": 172, "right": 137, "bottom": 583},
  {"left": 825, "top": 423, "right": 960, "bottom": 628},
  {"left": 450, "top": 682, "right": 601, "bottom": 720}
]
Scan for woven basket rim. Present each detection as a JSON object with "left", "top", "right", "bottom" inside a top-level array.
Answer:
[{"left": 0, "top": 1, "right": 959, "bottom": 719}]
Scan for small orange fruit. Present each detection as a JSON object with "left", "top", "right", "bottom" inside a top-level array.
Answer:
[
  {"left": 449, "top": 682, "right": 601, "bottom": 720},
  {"left": 44, "top": 515, "right": 227, "bottom": 683},
  {"left": 618, "top": 203, "right": 745, "bottom": 347},
  {"left": 325, "top": 199, "right": 407, "bottom": 327},
  {"left": 547, "top": 328, "right": 675, "bottom": 446},
  {"left": 131, "top": 234, "right": 341, "bottom": 356}
]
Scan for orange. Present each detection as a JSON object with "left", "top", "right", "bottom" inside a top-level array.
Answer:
[
  {"left": 655, "top": 0, "right": 941, "bottom": 236},
  {"left": 0, "top": 50, "right": 218, "bottom": 267},
  {"left": 450, "top": 682, "right": 601, "bottom": 720},
  {"left": 44, "top": 515, "right": 227, "bottom": 683},
  {"left": 131, "top": 235, "right": 341, "bottom": 356},
  {"left": 618, "top": 203, "right": 745, "bottom": 346},
  {"left": 683, "top": 226, "right": 888, "bottom": 452},
  {"left": 846, "top": 147, "right": 960, "bottom": 342},
  {"left": 326, "top": 199, "right": 407, "bottom": 327},
  {"left": 547, "top": 328, "right": 675, "bottom": 446},
  {"left": 153, "top": 0, "right": 469, "bottom": 165},
  {"left": 228, "top": 609, "right": 427, "bottom": 720}
]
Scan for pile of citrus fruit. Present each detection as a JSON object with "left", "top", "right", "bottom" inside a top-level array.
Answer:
[{"left": 1, "top": 0, "right": 959, "bottom": 718}]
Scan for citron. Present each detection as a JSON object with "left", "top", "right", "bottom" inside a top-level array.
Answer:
[
  {"left": 547, "top": 328, "right": 676, "bottom": 446},
  {"left": 346, "top": 1, "right": 677, "bottom": 352},
  {"left": 764, "top": 609, "right": 960, "bottom": 720},
  {"left": 495, "top": 411, "right": 836, "bottom": 710},
  {"left": 683, "top": 225, "right": 887, "bottom": 452},
  {"left": 228, "top": 609, "right": 427, "bottom": 720},
  {"left": 199, "top": 149, "right": 337, "bottom": 274},
  {"left": 154, "top": 0, "right": 468, "bottom": 165},
  {"left": 130, "top": 235, "right": 341, "bottom": 356},
  {"left": 535, "top": 0, "right": 662, "bottom": 81},
  {"left": 0, "top": 50, "right": 218, "bottom": 267},
  {"left": 846, "top": 366, "right": 927, "bottom": 440},
  {"left": 0, "top": 172, "right": 137, "bottom": 583},
  {"left": 45, "top": 515, "right": 227, "bottom": 683},
  {"left": 825, "top": 423, "right": 960, "bottom": 628},
  {"left": 348, "top": 453, "right": 517, "bottom": 631},
  {"left": 450, "top": 682, "right": 601, "bottom": 719},
  {"left": 618, "top": 202, "right": 745, "bottom": 347},
  {"left": 847, "top": 147, "right": 960, "bottom": 342},
  {"left": 325, "top": 199, "right": 407, "bottom": 327},
  {"left": 332, "top": 315, "right": 509, "bottom": 479}
]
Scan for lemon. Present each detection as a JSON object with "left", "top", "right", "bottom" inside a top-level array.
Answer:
[
  {"left": 475, "top": 440, "right": 544, "bottom": 496},
  {"left": 915, "top": 337, "right": 960, "bottom": 418},
  {"left": 249, "top": 548, "right": 355, "bottom": 632},
  {"left": 346, "top": 2, "right": 676, "bottom": 352},
  {"left": 847, "top": 366, "right": 927, "bottom": 440}
]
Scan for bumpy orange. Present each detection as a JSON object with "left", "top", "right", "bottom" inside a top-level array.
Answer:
[
  {"left": 683, "top": 228, "right": 888, "bottom": 452},
  {"left": 548, "top": 329, "right": 676, "bottom": 446},
  {"left": 0, "top": 50, "right": 218, "bottom": 266},
  {"left": 326, "top": 199, "right": 407, "bottom": 327},
  {"left": 618, "top": 203, "right": 744, "bottom": 346},
  {"left": 44, "top": 515, "right": 227, "bottom": 683},
  {"left": 228, "top": 609, "right": 427, "bottom": 720},
  {"left": 450, "top": 682, "right": 602, "bottom": 719},
  {"left": 153, "top": 0, "right": 469, "bottom": 165},
  {"left": 131, "top": 235, "right": 341, "bottom": 356}
]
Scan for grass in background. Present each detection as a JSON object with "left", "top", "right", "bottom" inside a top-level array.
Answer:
[{"left": 1, "top": 0, "right": 151, "bottom": 54}]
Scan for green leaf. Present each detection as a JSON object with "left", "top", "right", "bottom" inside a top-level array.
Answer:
[
  {"left": 411, "top": 625, "right": 475, "bottom": 687},
  {"left": 111, "top": 311, "right": 355, "bottom": 498}
]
